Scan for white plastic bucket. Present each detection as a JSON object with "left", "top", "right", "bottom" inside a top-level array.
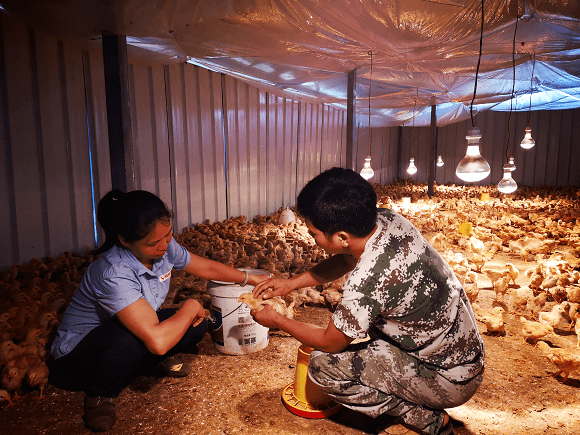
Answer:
[{"left": 207, "top": 269, "right": 270, "bottom": 355}]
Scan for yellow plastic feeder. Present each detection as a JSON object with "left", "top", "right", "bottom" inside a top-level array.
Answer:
[
  {"left": 282, "top": 345, "right": 342, "bottom": 418},
  {"left": 458, "top": 222, "right": 473, "bottom": 236}
]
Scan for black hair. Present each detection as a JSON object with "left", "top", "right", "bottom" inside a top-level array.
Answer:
[
  {"left": 92, "top": 189, "right": 172, "bottom": 255},
  {"left": 296, "top": 167, "right": 377, "bottom": 237}
]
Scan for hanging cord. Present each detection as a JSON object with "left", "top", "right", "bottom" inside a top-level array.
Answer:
[
  {"left": 412, "top": 87, "right": 418, "bottom": 152},
  {"left": 368, "top": 51, "right": 373, "bottom": 156},
  {"left": 470, "top": 0, "right": 485, "bottom": 127},
  {"left": 528, "top": 54, "right": 535, "bottom": 125},
  {"left": 507, "top": 14, "right": 518, "bottom": 163}
]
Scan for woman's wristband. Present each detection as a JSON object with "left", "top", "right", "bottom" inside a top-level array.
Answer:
[{"left": 238, "top": 270, "right": 249, "bottom": 287}]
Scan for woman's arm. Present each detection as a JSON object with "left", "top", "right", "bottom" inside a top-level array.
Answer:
[
  {"left": 252, "top": 253, "right": 357, "bottom": 299},
  {"left": 182, "top": 253, "right": 267, "bottom": 286},
  {"left": 116, "top": 298, "right": 205, "bottom": 355}
]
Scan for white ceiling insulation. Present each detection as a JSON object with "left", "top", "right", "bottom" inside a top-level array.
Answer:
[{"left": 2, "top": 0, "right": 580, "bottom": 127}]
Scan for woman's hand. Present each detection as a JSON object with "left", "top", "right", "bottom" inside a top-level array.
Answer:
[
  {"left": 247, "top": 273, "right": 270, "bottom": 287},
  {"left": 251, "top": 277, "right": 294, "bottom": 300},
  {"left": 191, "top": 300, "right": 206, "bottom": 327}
]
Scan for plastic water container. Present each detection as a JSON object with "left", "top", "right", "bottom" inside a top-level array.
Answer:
[{"left": 207, "top": 269, "right": 270, "bottom": 355}]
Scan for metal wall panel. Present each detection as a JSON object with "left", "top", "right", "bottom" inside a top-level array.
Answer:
[
  {"left": 0, "top": 15, "right": 100, "bottom": 270},
  {"left": 391, "top": 108, "right": 580, "bottom": 188}
]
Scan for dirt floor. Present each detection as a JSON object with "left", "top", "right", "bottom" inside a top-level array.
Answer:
[
  {"left": 2, "top": 182, "right": 580, "bottom": 435},
  {"left": 1, "top": 252, "right": 580, "bottom": 435}
]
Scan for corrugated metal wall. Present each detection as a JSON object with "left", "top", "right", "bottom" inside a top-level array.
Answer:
[
  {"left": 394, "top": 109, "right": 580, "bottom": 187},
  {"left": 2, "top": 11, "right": 579, "bottom": 271},
  {"left": 0, "top": 13, "right": 346, "bottom": 270}
]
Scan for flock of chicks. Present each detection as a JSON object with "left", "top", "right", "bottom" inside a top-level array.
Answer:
[
  {"left": 377, "top": 181, "right": 580, "bottom": 383},
  {"left": 0, "top": 181, "right": 579, "bottom": 408}
]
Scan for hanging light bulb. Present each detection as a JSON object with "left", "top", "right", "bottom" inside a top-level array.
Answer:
[
  {"left": 360, "top": 51, "right": 374, "bottom": 180},
  {"left": 436, "top": 155, "right": 444, "bottom": 167},
  {"left": 521, "top": 55, "right": 536, "bottom": 150},
  {"left": 497, "top": 164, "right": 518, "bottom": 194},
  {"left": 505, "top": 156, "right": 516, "bottom": 171},
  {"left": 520, "top": 126, "right": 535, "bottom": 149},
  {"left": 360, "top": 156, "right": 374, "bottom": 180},
  {"left": 407, "top": 158, "right": 417, "bottom": 175},
  {"left": 456, "top": 127, "right": 491, "bottom": 182}
]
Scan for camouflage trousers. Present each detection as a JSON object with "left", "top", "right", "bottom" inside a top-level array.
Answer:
[{"left": 309, "top": 338, "right": 483, "bottom": 435}]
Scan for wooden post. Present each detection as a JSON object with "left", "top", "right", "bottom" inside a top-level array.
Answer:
[
  {"left": 346, "top": 68, "right": 356, "bottom": 170},
  {"left": 428, "top": 102, "right": 437, "bottom": 196},
  {"left": 102, "top": 33, "right": 135, "bottom": 192}
]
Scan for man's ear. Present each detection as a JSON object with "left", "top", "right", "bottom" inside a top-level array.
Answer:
[
  {"left": 335, "top": 231, "right": 350, "bottom": 247},
  {"left": 118, "top": 235, "right": 129, "bottom": 248}
]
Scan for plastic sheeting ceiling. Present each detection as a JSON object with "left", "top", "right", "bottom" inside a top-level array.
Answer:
[{"left": 3, "top": 0, "right": 580, "bottom": 126}]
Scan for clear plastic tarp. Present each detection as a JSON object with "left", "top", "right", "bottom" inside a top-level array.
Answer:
[{"left": 3, "top": 0, "right": 580, "bottom": 126}]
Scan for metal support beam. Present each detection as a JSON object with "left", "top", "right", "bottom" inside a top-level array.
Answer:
[
  {"left": 102, "top": 33, "right": 135, "bottom": 192},
  {"left": 428, "top": 103, "right": 437, "bottom": 196},
  {"left": 346, "top": 68, "right": 356, "bottom": 170}
]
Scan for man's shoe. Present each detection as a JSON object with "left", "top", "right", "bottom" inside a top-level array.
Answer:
[{"left": 83, "top": 395, "right": 116, "bottom": 432}]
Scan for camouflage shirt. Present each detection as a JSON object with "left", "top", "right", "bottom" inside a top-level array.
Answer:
[{"left": 333, "top": 209, "right": 484, "bottom": 382}]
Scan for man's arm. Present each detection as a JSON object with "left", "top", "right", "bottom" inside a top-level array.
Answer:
[{"left": 251, "top": 305, "right": 353, "bottom": 353}]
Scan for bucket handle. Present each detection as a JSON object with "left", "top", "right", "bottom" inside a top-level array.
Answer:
[{"left": 206, "top": 303, "right": 244, "bottom": 325}]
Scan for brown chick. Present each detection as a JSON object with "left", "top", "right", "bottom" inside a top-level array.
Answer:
[
  {"left": 520, "top": 316, "right": 555, "bottom": 345},
  {"left": 0, "top": 339, "right": 22, "bottom": 367},
  {"left": 536, "top": 341, "right": 580, "bottom": 382},
  {"left": 238, "top": 293, "right": 295, "bottom": 319},
  {"left": 574, "top": 313, "right": 580, "bottom": 348},
  {"left": 1, "top": 365, "right": 26, "bottom": 406},
  {"left": 0, "top": 388, "right": 11, "bottom": 408},
  {"left": 26, "top": 360, "right": 50, "bottom": 400}
]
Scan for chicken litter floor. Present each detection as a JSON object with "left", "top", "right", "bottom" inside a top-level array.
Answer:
[{"left": 1, "top": 253, "right": 580, "bottom": 435}]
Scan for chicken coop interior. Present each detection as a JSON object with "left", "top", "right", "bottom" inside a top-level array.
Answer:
[{"left": 1, "top": 1, "right": 580, "bottom": 434}]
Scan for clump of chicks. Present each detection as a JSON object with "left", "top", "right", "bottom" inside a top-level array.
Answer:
[{"left": 0, "top": 251, "right": 93, "bottom": 406}]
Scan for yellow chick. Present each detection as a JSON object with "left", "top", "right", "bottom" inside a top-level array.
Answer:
[
  {"left": 508, "top": 287, "right": 532, "bottom": 315},
  {"left": 321, "top": 287, "right": 342, "bottom": 307},
  {"left": 536, "top": 341, "right": 580, "bottom": 382},
  {"left": 504, "top": 263, "right": 519, "bottom": 285},
  {"left": 473, "top": 304, "right": 505, "bottom": 335},
  {"left": 464, "top": 282, "right": 479, "bottom": 304},
  {"left": 493, "top": 276, "right": 510, "bottom": 302},
  {"left": 527, "top": 292, "right": 548, "bottom": 319},
  {"left": 484, "top": 268, "right": 508, "bottom": 289},
  {"left": 538, "top": 304, "right": 567, "bottom": 329},
  {"left": 238, "top": 293, "right": 295, "bottom": 319},
  {"left": 520, "top": 316, "right": 555, "bottom": 345}
]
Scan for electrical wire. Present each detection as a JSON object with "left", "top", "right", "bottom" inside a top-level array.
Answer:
[
  {"left": 470, "top": 0, "right": 485, "bottom": 127},
  {"left": 506, "top": 13, "right": 518, "bottom": 163},
  {"left": 528, "top": 54, "right": 535, "bottom": 126},
  {"left": 368, "top": 51, "right": 373, "bottom": 156}
]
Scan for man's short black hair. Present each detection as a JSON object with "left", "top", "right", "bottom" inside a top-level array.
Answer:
[{"left": 296, "top": 167, "right": 378, "bottom": 237}]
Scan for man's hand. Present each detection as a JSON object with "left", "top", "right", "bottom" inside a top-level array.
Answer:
[
  {"left": 250, "top": 304, "right": 282, "bottom": 329},
  {"left": 251, "top": 277, "right": 294, "bottom": 299}
]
